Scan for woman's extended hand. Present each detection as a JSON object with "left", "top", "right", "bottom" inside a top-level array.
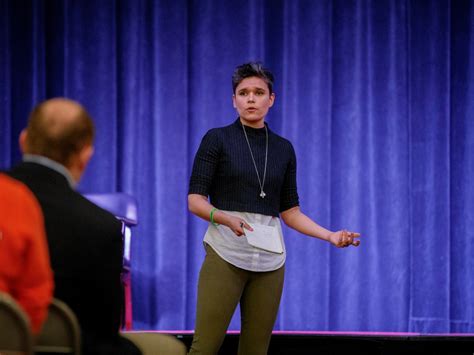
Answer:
[
  {"left": 225, "top": 215, "right": 253, "bottom": 237},
  {"left": 328, "top": 230, "right": 361, "bottom": 248}
]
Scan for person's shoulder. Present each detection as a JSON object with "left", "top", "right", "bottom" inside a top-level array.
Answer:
[
  {"left": 200, "top": 120, "right": 237, "bottom": 146},
  {"left": 269, "top": 129, "right": 294, "bottom": 149},
  {"left": 0, "top": 173, "right": 36, "bottom": 205},
  {"left": 206, "top": 120, "right": 236, "bottom": 135},
  {"left": 0, "top": 173, "right": 25, "bottom": 192},
  {"left": 0, "top": 173, "right": 44, "bottom": 233},
  {"left": 75, "top": 193, "right": 121, "bottom": 224},
  {"left": 8, "top": 161, "right": 64, "bottom": 187},
  {"left": 58, "top": 192, "right": 122, "bottom": 240},
  {"left": 7, "top": 161, "right": 32, "bottom": 180}
]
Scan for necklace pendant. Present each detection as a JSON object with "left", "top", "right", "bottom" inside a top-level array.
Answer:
[{"left": 260, "top": 191, "right": 266, "bottom": 198}]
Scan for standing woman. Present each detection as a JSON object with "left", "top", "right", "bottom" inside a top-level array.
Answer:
[{"left": 188, "top": 62, "right": 360, "bottom": 355}]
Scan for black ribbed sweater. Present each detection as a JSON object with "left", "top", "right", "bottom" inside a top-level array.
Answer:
[{"left": 189, "top": 118, "right": 299, "bottom": 217}]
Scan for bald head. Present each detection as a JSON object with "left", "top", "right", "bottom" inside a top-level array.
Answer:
[{"left": 22, "top": 98, "right": 95, "bottom": 167}]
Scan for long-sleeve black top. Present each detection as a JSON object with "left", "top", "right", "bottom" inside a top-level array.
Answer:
[{"left": 189, "top": 118, "right": 299, "bottom": 217}]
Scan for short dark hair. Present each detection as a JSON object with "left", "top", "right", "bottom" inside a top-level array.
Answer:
[
  {"left": 25, "top": 99, "right": 95, "bottom": 166},
  {"left": 232, "top": 62, "right": 274, "bottom": 94}
]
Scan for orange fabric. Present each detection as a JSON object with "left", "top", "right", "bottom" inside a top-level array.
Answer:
[{"left": 0, "top": 173, "right": 54, "bottom": 334}]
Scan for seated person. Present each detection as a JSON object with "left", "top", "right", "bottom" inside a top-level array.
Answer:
[
  {"left": 8, "top": 98, "right": 141, "bottom": 355},
  {"left": 0, "top": 173, "right": 53, "bottom": 334}
]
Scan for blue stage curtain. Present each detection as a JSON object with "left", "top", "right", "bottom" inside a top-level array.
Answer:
[{"left": 1, "top": 0, "right": 473, "bottom": 332}]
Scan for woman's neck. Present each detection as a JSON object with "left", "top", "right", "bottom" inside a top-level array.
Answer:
[{"left": 239, "top": 117, "right": 265, "bottom": 128}]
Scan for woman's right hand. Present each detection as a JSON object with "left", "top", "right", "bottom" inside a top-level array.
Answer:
[
  {"left": 187, "top": 195, "right": 254, "bottom": 237},
  {"left": 224, "top": 214, "right": 253, "bottom": 237}
]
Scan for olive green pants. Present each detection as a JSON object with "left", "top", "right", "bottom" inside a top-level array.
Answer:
[{"left": 188, "top": 244, "right": 285, "bottom": 355}]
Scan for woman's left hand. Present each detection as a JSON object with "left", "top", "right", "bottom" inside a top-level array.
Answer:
[{"left": 328, "top": 230, "right": 361, "bottom": 248}]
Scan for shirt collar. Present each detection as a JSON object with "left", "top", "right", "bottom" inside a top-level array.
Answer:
[
  {"left": 234, "top": 117, "right": 270, "bottom": 133},
  {"left": 23, "top": 154, "right": 76, "bottom": 188}
]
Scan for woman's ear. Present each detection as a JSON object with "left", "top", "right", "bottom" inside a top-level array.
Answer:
[{"left": 269, "top": 92, "right": 275, "bottom": 107}]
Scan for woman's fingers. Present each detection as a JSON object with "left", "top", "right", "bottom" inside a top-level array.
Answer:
[
  {"left": 243, "top": 221, "right": 253, "bottom": 232},
  {"left": 233, "top": 219, "right": 252, "bottom": 237},
  {"left": 338, "top": 230, "right": 361, "bottom": 247},
  {"left": 349, "top": 232, "right": 361, "bottom": 246}
]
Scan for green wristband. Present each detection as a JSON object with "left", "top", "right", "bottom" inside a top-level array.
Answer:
[{"left": 210, "top": 207, "right": 220, "bottom": 226}]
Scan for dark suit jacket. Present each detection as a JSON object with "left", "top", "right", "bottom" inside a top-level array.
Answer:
[{"left": 8, "top": 162, "right": 124, "bottom": 343}]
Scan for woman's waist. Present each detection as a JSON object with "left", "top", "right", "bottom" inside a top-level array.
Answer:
[{"left": 209, "top": 200, "right": 280, "bottom": 218}]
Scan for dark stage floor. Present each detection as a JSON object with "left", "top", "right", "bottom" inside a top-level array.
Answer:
[{"left": 161, "top": 331, "right": 474, "bottom": 355}]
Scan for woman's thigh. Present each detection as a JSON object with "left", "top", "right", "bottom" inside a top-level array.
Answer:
[
  {"left": 189, "top": 245, "right": 247, "bottom": 355},
  {"left": 238, "top": 265, "right": 285, "bottom": 355}
]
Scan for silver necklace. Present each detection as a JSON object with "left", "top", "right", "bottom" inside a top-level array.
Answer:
[{"left": 242, "top": 123, "right": 268, "bottom": 198}]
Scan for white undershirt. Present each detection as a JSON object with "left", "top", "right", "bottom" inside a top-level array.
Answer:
[{"left": 203, "top": 210, "right": 286, "bottom": 272}]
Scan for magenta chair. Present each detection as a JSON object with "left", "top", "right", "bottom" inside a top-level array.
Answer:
[{"left": 83, "top": 193, "right": 138, "bottom": 330}]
